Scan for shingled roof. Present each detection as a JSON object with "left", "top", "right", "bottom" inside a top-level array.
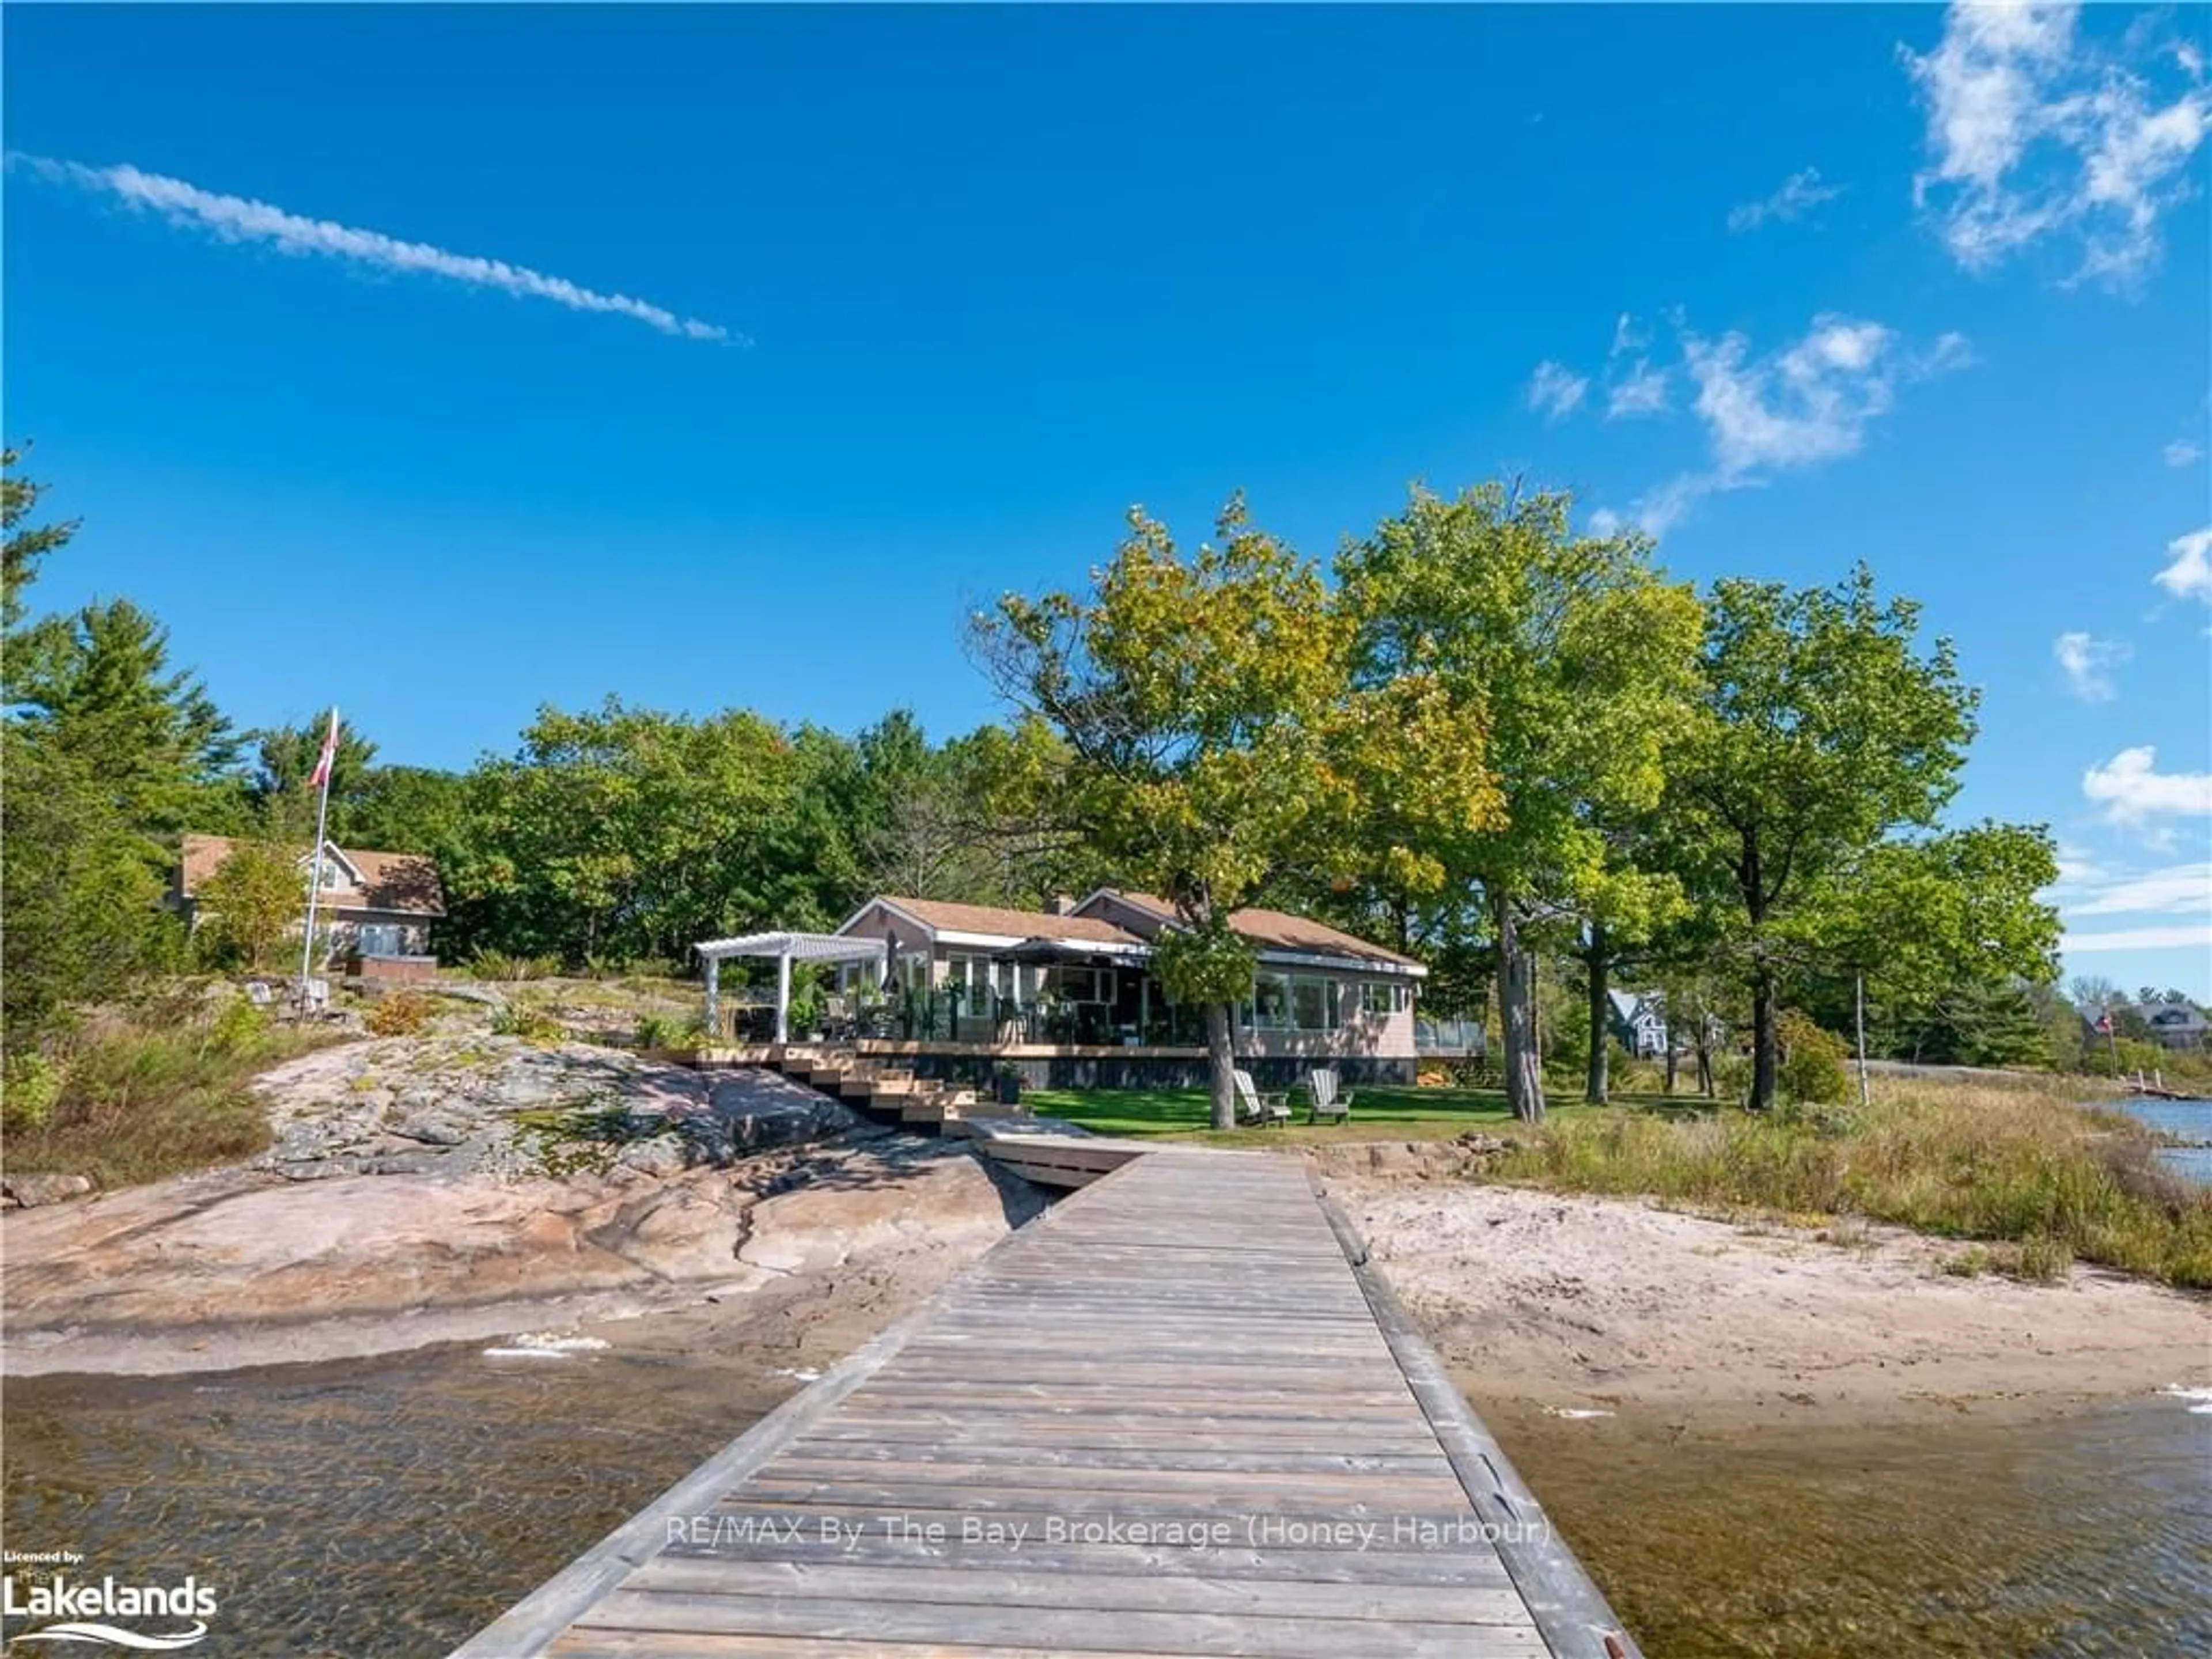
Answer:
[
  {"left": 178, "top": 834, "right": 446, "bottom": 918},
  {"left": 872, "top": 896, "right": 1143, "bottom": 946},
  {"left": 1100, "top": 891, "right": 1422, "bottom": 968}
]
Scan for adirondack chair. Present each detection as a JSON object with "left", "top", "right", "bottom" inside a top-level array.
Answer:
[
  {"left": 1307, "top": 1067, "right": 1354, "bottom": 1124},
  {"left": 1232, "top": 1067, "right": 1291, "bottom": 1128}
]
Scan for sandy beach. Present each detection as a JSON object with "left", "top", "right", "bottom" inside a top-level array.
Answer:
[{"left": 1329, "top": 1166, "right": 2212, "bottom": 1437}]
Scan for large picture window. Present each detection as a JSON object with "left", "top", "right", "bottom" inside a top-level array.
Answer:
[
  {"left": 1359, "top": 981, "right": 1409, "bottom": 1017},
  {"left": 1241, "top": 973, "right": 1341, "bottom": 1031}
]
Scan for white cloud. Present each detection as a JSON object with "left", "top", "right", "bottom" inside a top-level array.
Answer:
[
  {"left": 1527, "top": 360, "right": 1589, "bottom": 421},
  {"left": 1610, "top": 313, "right": 1649, "bottom": 357},
  {"left": 2052, "top": 630, "right": 2130, "bottom": 700},
  {"left": 1902, "top": 3, "right": 2211, "bottom": 287},
  {"left": 2082, "top": 745, "right": 2212, "bottom": 825},
  {"left": 2154, "top": 525, "right": 2212, "bottom": 601},
  {"left": 1586, "top": 507, "right": 1624, "bottom": 538},
  {"left": 1612, "top": 313, "right": 1971, "bottom": 535},
  {"left": 2061, "top": 859, "right": 2212, "bottom": 917},
  {"left": 2062, "top": 921, "right": 2212, "bottom": 953},
  {"left": 2166, "top": 437, "right": 2206, "bottom": 467},
  {"left": 1727, "top": 167, "right": 1846, "bottom": 232},
  {"left": 14, "top": 153, "right": 734, "bottom": 343},
  {"left": 1606, "top": 361, "right": 1671, "bottom": 419}
]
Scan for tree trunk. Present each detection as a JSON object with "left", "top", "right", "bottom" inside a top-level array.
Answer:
[
  {"left": 1493, "top": 889, "right": 1546, "bottom": 1124},
  {"left": 1749, "top": 963, "right": 1778, "bottom": 1111},
  {"left": 1584, "top": 925, "right": 1609, "bottom": 1106},
  {"left": 1739, "top": 825, "right": 1777, "bottom": 1112},
  {"left": 1695, "top": 1010, "right": 1713, "bottom": 1099},
  {"left": 1206, "top": 1001, "right": 1237, "bottom": 1130},
  {"left": 1664, "top": 1037, "right": 1679, "bottom": 1096}
]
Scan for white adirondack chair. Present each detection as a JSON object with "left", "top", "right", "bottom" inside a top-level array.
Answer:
[
  {"left": 1233, "top": 1068, "right": 1291, "bottom": 1128},
  {"left": 1307, "top": 1067, "right": 1354, "bottom": 1124}
]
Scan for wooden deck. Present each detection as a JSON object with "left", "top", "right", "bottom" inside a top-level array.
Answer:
[{"left": 450, "top": 1151, "right": 1639, "bottom": 1659}]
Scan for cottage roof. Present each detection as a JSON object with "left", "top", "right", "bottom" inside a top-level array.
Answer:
[
  {"left": 1100, "top": 891, "right": 1423, "bottom": 969},
  {"left": 871, "top": 896, "right": 1144, "bottom": 946},
  {"left": 179, "top": 834, "right": 446, "bottom": 918}
]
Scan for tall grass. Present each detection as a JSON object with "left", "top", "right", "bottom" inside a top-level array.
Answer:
[
  {"left": 3, "top": 995, "right": 338, "bottom": 1189},
  {"left": 1491, "top": 1080, "right": 2212, "bottom": 1289}
]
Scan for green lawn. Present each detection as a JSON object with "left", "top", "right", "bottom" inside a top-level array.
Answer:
[{"left": 1024, "top": 1082, "right": 1705, "bottom": 1144}]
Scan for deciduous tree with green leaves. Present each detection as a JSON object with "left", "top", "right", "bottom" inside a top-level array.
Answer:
[
  {"left": 1336, "top": 484, "right": 1703, "bottom": 1123},
  {"left": 975, "top": 497, "right": 1501, "bottom": 1127},
  {"left": 1802, "top": 821, "right": 2061, "bottom": 1073},
  {"left": 1666, "top": 567, "right": 1982, "bottom": 1111},
  {"left": 196, "top": 836, "right": 310, "bottom": 971}
]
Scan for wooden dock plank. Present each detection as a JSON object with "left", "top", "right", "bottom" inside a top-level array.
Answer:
[{"left": 452, "top": 1150, "right": 1640, "bottom": 1659}]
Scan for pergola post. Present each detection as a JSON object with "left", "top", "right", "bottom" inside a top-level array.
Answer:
[
  {"left": 703, "top": 955, "right": 721, "bottom": 1039},
  {"left": 775, "top": 948, "right": 793, "bottom": 1044}
]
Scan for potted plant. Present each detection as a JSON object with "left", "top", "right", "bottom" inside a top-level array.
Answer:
[{"left": 993, "top": 1063, "right": 1024, "bottom": 1107}]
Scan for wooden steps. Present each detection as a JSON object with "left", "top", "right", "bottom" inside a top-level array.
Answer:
[{"left": 759, "top": 1043, "right": 1016, "bottom": 1137}]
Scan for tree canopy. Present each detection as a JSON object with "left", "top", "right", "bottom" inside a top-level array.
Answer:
[
  {"left": 1663, "top": 567, "right": 1990, "bottom": 1109},
  {"left": 1336, "top": 483, "right": 1703, "bottom": 1121},
  {"left": 975, "top": 496, "right": 1502, "bottom": 1126},
  {"left": 1, "top": 446, "right": 2082, "bottom": 1108}
]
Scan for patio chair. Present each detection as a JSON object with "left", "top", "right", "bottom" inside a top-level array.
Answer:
[
  {"left": 1307, "top": 1067, "right": 1354, "bottom": 1124},
  {"left": 1232, "top": 1067, "right": 1291, "bottom": 1129}
]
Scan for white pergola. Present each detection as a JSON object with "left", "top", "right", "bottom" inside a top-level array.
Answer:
[{"left": 694, "top": 931, "right": 891, "bottom": 1043}]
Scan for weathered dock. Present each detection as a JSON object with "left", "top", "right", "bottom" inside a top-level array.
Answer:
[{"left": 452, "top": 1149, "right": 1639, "bottom": 1659}]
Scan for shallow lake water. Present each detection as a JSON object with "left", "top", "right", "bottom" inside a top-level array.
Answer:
[
  {"left": 1496, "top": 1395, "right": 2212, "bottom": 1659},
  {"left": 2110, "top": 1094, "right": 2212, "bottom": 1185},
  {"left": 5, "top": 1335, "right": 2207, "bottom": 1658}
]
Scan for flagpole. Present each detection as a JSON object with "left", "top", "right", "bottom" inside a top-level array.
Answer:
[{"left": 298, "top": 708, "right": 338, "bottom": 995}]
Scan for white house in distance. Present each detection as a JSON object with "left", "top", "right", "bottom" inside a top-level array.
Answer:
[
  {"left": 706, "top": 888, "right": 1429, "bottom": 1085},
  {"left": 1606, "top": 989, "right": 1670, "bottom": 1059},
  {"left": 175, "top": 833, "right": 445, "bottom": 980}
]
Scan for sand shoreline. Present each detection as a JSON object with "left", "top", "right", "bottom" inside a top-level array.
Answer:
[
  {"left": 1328, "top": 1170, "right": 2211, "bottom": 1439},
  {"left": 9, "top": 1138, "right": 2206, "bottom": 1438}
]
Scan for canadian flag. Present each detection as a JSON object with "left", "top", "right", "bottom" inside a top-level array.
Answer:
[{"left": 308, "top": 707, "right": 340, "bottom": 790}]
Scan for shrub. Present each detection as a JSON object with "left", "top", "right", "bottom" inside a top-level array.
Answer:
[
  {"left": 5, "top": 1002, "right": 336, "bottom": 1188},
  {"left": 2012, "top": 1234, "right": 2074, "bottom": 1283},
  {"left": 1777, "top": 1012, "right": 1850, "bottom": 1105},
  {"left": 365, "top": 989, "right": 437, "bottom": 1037},
  {"left": 1941, "top": 1246, "right": 1989, "bottom": 1278},
  {"left": 2, "top": 1054, "right": 66, "bottom": 1132},
  {"left": 491, "top": 1002, "right": 565, "bottom": 1042},
  {"left": 468, "top": 949, "right": 562, "bottom": 983},
  {"left": 206, "top": 993, "right": 271, "bottom": 1054},
  {"left": 634, "top": 1012, "right": 703, "bottom": 1051}
]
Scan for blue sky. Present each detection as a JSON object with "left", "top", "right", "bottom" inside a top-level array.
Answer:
[{"left": 6, "top": 3, "right": 2208, "bottom": 995}]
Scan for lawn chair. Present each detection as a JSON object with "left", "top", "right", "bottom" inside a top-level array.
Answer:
[
  {"left": 1307, "top": 1067, "right": 1354, "bottom": 1124},
  {"left": 1232, "top": 1067, "right": 1291, "bottom": 1129}
]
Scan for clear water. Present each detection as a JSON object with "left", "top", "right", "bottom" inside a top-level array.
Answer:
[
  {"left": 2107, "top": 1096, "right": 2212, "bottom": 1185},
  {"left": 1, "top": 1343, "right": 784, "bottom": 1658},
  {"left": 1495, "top": 1396, "right": 2212, "bottom": 1659},
  {"left": 5, "top": 1339, "right": 2207, "bottom": 1658}
]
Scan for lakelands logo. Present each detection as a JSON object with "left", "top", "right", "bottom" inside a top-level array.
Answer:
[{"left": 2, "top": 1571, "right": 217, "bottom": 1650}]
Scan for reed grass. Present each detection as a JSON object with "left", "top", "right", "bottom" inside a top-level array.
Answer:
[
  {"left": 5, "top": 997, "right": 336, "bottom": 1189},
  {"left": 1490, "top": 1079, "right": 2212, "bottom": 1289}
]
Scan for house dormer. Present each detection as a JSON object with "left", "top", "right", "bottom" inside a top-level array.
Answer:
[{"left": 304, "top": 842, "right": 365, "bottom": 892}]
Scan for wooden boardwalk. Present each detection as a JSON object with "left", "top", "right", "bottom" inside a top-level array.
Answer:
[{"left": 452, "top": 1150, "right": 1639, "bottom": 1659}]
